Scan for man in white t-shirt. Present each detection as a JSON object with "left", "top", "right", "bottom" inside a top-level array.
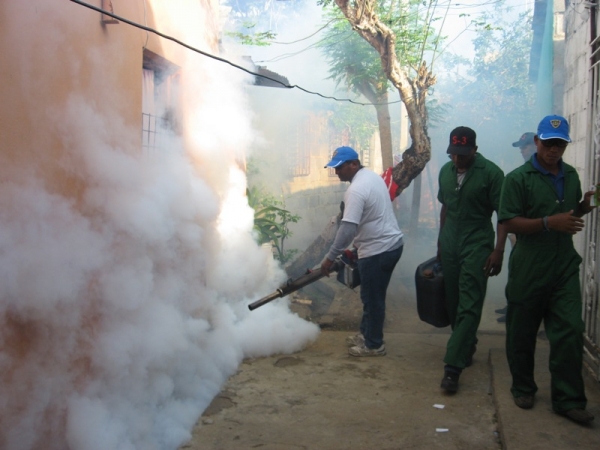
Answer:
[{"left": 321, "top": 146, "right": 404, "bottom": 357}]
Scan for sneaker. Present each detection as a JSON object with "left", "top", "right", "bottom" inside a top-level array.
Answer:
[
  {"left": 558, "top": 408, "right": 595, "bottom": 424},
  {"left": 495, "top": 306, "right": 507, "bottom": 314},
  {"left": 348, "top": 343, "right": 386, "bottom": 357},
  {"left": 497, "top": 315, "right": 506, "bottom": 323},
  {"left": 345, "top": 333, "right": 365, "bottom": 347},
  {"left": 440, "top": 371, "right": 460, "bottom": 393},
  {"left": 514, "top": 396, "right": 534, "bottom": 409}
]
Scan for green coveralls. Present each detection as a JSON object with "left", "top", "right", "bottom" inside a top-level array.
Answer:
[
  {"left": 438, "top": 153, "right": 504, "bottom": 369},
  {"left": 499, "top": 159, "right": 587, "bottom": 412}
]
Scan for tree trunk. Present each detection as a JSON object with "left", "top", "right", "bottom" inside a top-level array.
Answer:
[
  {"left": 288, "top": 1, "right": 437, "bottom": 273},
  {"left": 334, "top": 0, "right": 436, "bottom": 196},
  {"left": 375, "top": 101, "right": 393, "bottom": 169},
  {"left": 409, "top": 173, "right": 421, "bottom": 235},
  {"left": 354, "top": 81, "right": 393, "bottom": 170}
]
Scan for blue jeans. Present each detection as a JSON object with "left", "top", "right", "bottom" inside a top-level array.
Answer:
[{"left": 357, "top": 245, "right": 403, "bottom": 349}]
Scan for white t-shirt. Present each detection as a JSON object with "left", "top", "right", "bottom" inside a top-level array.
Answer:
[{"left": 342, "top": 168, "right": 403, "bottom": 258}]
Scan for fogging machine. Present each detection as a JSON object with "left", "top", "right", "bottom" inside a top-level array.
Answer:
[{"left": 248, "top": 249, "right": 360, "bottom": 311}]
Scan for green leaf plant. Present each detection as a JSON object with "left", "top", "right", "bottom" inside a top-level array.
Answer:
[{"left": 247, "top": 186, "right": 301, "bottom": 265}]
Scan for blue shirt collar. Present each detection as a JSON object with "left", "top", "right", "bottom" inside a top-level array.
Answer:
[{"left": 531, "top": 153, "right": 564, "bottom": 178}]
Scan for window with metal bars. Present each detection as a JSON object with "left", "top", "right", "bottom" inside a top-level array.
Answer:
[
  {"left": 141, "top": 113, "right": 172, "bottom": 153},
  {"left": 327, "top": 125, "right": 357, "bottom": 177},
  {"left": 287, "top": 119, "right": 311, "bottom": 177},
  {"left": 142, "top": 49, "right": 180, "bottom": 154}
]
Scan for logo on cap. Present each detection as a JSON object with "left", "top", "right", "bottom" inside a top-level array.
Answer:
[
  {"left": 550, "top": 119, "right": 561, "bottom": 128},
  {"left": 451, "top": 135, "right": 468, "bottom": 146},
  {"left": 537, "top": 115, "right": 571, "bottom": 142},
  {"left": 447, "top": 126, "right": 476, "bottom": 155}
]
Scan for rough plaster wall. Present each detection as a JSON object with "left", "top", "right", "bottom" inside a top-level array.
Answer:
[
  {"left": 562, "top": 2, "right": 593, "bottom": 255},
  {"left": 562, "top": 6, "right": 589, "bottom": 175}
]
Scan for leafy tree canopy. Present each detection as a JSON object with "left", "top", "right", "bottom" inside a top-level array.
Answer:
[
  {"left": 435, "top": 4, "right": 535, "bottom": 129},
  {"left": 319, "top": 1, "right": 444, "bottom": 93}
]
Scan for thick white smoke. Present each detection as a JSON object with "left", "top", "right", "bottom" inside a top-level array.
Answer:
[{"left": 0, "top": 1, "right": 319, "bottom": 449}]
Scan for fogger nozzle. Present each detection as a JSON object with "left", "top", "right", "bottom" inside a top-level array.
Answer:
[{"left": 248, "top": 261, "right": 343, "bottom": 311}]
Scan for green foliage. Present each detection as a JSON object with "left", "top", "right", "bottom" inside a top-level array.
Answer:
[
  {"left": 223, "top": 0, "right": 307, "bottom": 46},
  {"left": 435, "top": 3, "right": 535, "bottom": 128},
  {"left": 425, "top": 96, "right": 451, "bottom": 129},
  {"left": 327, "top": 102, "right": 378, "bottom": 152},
  {"left": 318, "top": 13, "right": 389, "bottom": 94},
  {"left": 429, "top": 1, "right": 535, "bottom": 174},
  {"left": 225, "top": 23, "right": 277, "bottom": 46},
  {"left": 319, "top": 1, "right": 443, "bottom": 93},
  {"left": 470, "top": 11, "right": 534, "bottom": 117},
  {"left": 247, "top": 186, "right": 301, "bottom": 264}
]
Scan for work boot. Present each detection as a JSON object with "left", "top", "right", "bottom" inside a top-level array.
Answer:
[
  {"left": 348, "top": 343, "right": 386, "bottom": 357},
  {"left": 495, "top": 306, "right": 507, "bottom": 314},
  {"left": 513, "top": 395, "right": 534, "bottom": 409},
  {"left": 345, "top": 333, "right": 365, "bottom": 347},
  {"left": 496, "top": 315, "right": 506, "bottom": 323},
  {"left": 558, "top": 409, "right": 595, "bottom": 424},
  {"left": 440, "top": 370, "right": 460, "bottom": 393}
]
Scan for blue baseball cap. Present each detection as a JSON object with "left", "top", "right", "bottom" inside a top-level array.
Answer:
[
  {"left": 537, "top": 115, "right": 571, "bottom": 142},
  {"left": 511, "top": 132, "right": 535, "bottom": 147},
  {"left": 324, "top": 146, "right": 359, "bottom": 168}
]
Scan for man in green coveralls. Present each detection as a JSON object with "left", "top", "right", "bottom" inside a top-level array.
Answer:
[
  {"left": 437, "top": 126, "right": 507, "bottom": 392},
  {"left": 499, "top": 115, "right": 596, "bottom": 424},
  {"left": 496, "top": 131, "right": 537, "bottom": 323}
]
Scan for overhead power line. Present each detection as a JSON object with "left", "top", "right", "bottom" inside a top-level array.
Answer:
[{"left": 68, "top": 0, "right": 403, "bottom": 107}]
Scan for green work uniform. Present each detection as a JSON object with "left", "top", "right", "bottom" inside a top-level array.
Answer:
[
  {"left": 499, "top": 158, "right": 587, "bottom": 412},
  {"left": 438, "top": 153, "right": 504, "bottom": 369}
]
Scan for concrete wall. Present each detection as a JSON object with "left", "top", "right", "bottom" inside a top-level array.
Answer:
[
  {"left": 562, "top": 0, "right": 600, "bottom": 375},
  {"left": 562, "top": 0, "right": 593, "bottom": 238}
]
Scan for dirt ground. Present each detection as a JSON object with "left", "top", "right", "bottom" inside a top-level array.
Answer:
[{"left": 180, "top": 236, "right": 600, "bottom": 450}]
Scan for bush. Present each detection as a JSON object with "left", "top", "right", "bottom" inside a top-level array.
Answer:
[{"left": 247, "top": 186, "right": 300, "bottom": 264}]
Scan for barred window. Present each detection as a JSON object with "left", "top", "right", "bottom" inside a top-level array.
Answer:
[
  {"left": 141, "top": 112, "right": 172, "bottom": 153},
  {"left": 287, "top": 119, "right": 312, "bottom": 177},
  {"left": 142, "top": 49, "right": 180, "bottom": 154},
  {"left": 327, "top": 125, "right": 354, "bottom": 177}
]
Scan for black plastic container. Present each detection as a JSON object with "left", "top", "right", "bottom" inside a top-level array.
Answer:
[{"left": 414, "top": 256, "right": 450, "bottom": 328}]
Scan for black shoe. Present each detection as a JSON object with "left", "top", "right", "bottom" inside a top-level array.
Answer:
[
  {"left": 440, "top": 371, "right": 460, "bottom": 393},
  {"left": 558, "top": 408, "right": 595, "bottom": 424},
  {"left": 514, "top": 395, "right": 534, "bottom": 409},
  {"left": 496, "top": 315, "right": 506, "bottom": 323},
  {"left": 495, "top": 306, "right": 507, "bottom": 314}
]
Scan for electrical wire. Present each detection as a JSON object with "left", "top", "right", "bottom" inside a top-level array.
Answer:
[{"left": 69, "top": 0, "right": 404, "bottom": 107}]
